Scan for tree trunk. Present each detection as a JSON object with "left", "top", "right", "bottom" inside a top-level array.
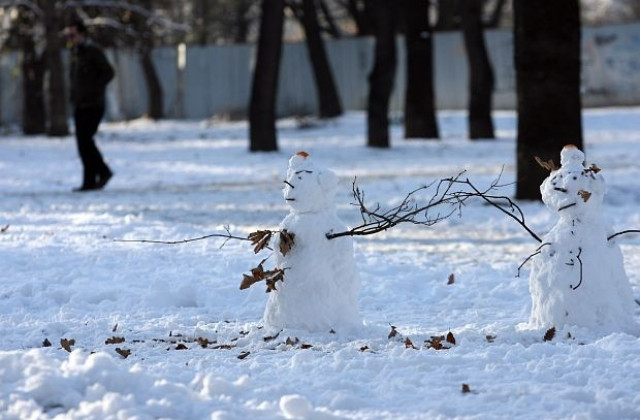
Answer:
[
  {"left": 298, "top": 0, "right": 343, "bottom": 118},
  {"left": 141, "top": 48, "right": 164, "bottom": 120},
  {"left": 435, "top": 0, "right": 458, "bottom": 31},
  {"left": 366, "top": 0, "right": 397, "bottom": 148},
  {"left": 403, "top": 0, "right": 439, "bottom": 139},
  {"left": 249, "top": 0, "right": 285, "bottom": 152},
  {"left": 43, "top": 1, "right": 69, "bottom": 137},
  {"left": 514, "top": 0, "right": 583, "bottom": 200},
  {"left": 21, "top": 37, "right": 46, "bottom": 135},
  {"left": 460, "top": 0, "right": 495, "bottom": 139}
]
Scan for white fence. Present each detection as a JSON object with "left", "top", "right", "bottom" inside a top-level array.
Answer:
[{"left": 1, "top": 22, "right": 639, "bottom": 126}]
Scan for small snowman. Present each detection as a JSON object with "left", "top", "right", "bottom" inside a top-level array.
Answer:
[
  {"left": 527, "top": 145, "right": 637, "bottom": 334},
  {"left": 263, "top": 152, "right": 362, "bottom": 332}
]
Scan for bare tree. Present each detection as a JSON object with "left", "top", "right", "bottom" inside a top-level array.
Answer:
[
  {"left": 513, "top": 0, "right": 583, "bottom": 199},
  {"left": 403, "top": 0, "right": 438, "bottom": 140},
  {"left": 366, "top": 0, "right": 397, "bottom": 148},
  {"left": 249, "top": 0, "right": 285, "bottom": 152},
  {"left": 460, "top": 0, "right": 494, "bottom": 139}
]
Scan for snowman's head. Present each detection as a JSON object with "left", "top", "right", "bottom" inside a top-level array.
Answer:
[
  {"left": 283, "top": 151, "right": 338, "bottom": 213},
  {"left": 540, "top": 145, "right": 605, "bottom": 220}
]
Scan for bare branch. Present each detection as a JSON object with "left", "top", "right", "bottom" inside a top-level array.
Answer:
[
  {"left": 63, "top": 1, "right": 190, "bottom": 32},
  {"left": 570, "top": 247, "right": 583, "bottom": 290},
  {"left": 607, "top": 229, "right": 640, "bottom": 241},
  {"left": 114, "top": 226, "right": 253, "bottom": 247},
  {"left": 326, "top": 172, "right": 471, "bottom": 240},
  {"left": 0, "top": 1, "right": 43, "bottom": 17},
  {"left": 517, "top": 242, "right": 551, "bottom": 277},
  {"left": 451, "top": 174, "right": 543, "bottom": 243}
]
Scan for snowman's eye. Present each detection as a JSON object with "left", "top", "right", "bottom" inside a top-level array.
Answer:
[{"left": 572, "top": 176, "right": 577, "bottom": 180}]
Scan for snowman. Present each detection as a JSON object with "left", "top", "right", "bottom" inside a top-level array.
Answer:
[
  {"left": 263, "top": 152, "right": 362, "bottom": 332},
  {"left": 527, "top": 145, "right": 638, "bottom": 334}
]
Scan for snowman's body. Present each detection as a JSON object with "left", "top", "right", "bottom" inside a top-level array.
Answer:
[
  {"left": 263, "top": 153, "right": 361, "bottom": 332},
  {"left": 528, "top": 146, "right": 637, "bottom": 333}
]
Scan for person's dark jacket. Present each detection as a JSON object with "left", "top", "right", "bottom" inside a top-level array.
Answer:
[{"left": 70, "top": 41, "right": 115, "bottom": 109}]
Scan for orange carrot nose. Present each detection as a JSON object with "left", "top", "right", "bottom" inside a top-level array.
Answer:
[{"left": 296, "top": 151, "right": 310, "bottom": 159}]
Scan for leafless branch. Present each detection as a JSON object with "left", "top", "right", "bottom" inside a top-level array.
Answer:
[
  {"left": 326, "top": 172, "right": 472, "bottom": 240},
  {"left": 63, "top": 1, "right": 190, "bottom": 32},
  {"left": 570, "top": 247, "right": 583, "bottom": 290},
  {"left": 450, "top": 174, "right": 543, "bottom": 243},
  {"left": 607, "top": 229, "right": 640, "bottom": 241},
  {"left": 517, "top": 242, "right": 551, "bottom": 277},
  {"left": 114, "top": 225, "right": 253, "bottom": 248}
]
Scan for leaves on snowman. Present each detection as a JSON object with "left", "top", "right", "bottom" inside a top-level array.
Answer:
[
  {"left": 577, "top": 190, "right": 592, "bottom": 202},
  {"left": 586, "top": 163, "right": 601, "bottom": 174},
  {"left": 279, "top": 229, "right": 295, "bottom": 256},
  {"left": 248, "top": 230, "right": 273, "bottom": 254},
  {"left": 534, "top": 156, "right": 558, "bottom": 172},
  {"left": 239, "top": 258, "right": 286, "bottom": 292}
]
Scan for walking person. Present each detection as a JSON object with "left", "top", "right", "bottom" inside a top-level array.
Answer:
[{"left": 67, "top": 20, "right": 114, "bottom": 192}]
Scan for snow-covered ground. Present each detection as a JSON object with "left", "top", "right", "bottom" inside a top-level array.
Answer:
[{"left": 1, "top": 109, "right": 639, "bottom": 419}]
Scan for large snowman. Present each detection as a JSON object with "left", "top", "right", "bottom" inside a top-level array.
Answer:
[
  {"left": 527, "top": 145, "right": 637, "bottom": 334},
  {"left": 263, "top": 152, "right": 362, "bottom": 332}
]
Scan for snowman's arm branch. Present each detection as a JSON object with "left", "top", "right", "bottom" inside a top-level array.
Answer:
[
  {"left": 114, "top": 225, "right": 255, "bottom": 247},
  {"left": 516, "top": 242, "right": 551, "bottom": 277},
  {"left": 326, "top": 173, "right": 472, "bottom": 240},
  {"left": 607, "top": 229, "right": 640, "bottom": 241},
  {"left": 454, "top": 177, "right": 542, "bottom": 243}
]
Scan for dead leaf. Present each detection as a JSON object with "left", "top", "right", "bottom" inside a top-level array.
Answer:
[
  {"left": 60, "top": 338, "right": 75, "bottom": 352},
  {"left": 447, "top": 273, "right": 455, "bottom": 285},
  {"left": 461, "top": 384, "right": 471, "bottom": 394},
  {"left": 115, "top": 348, "right": 131, "bottom": 358},
  {"left": 485, "top": 335, "right": 496, "bottom": 343},
  {"left": 248, "top": 230, "right": 273, "bottom": 254},
  {"left": 264, "top": 268, "right": 285, "bottom": 292},
  {"left": 359, "top": 346, "right": 370, "bottom": 352},
  {"left": 300, "top": 343, "right": 313, "bottom": 349},
  {"left": 544, "top": 327, "right": 556, "bottom": 342},
  {"left": 105, "top": 336, "right": 125, "bottom": 345},
  {"left": 286, "top": 337, "right": 299, "bottom": 346},
  {"left": 212, "top": 344, "right": 235, "bottom": 350},
  {"left": 446, "top": 331, "right": 456, "bottom": 345},
  {"left": 263, "top": 332, "right": 281, "bottom": 342},
  {"left": 240, "top": 273, "right": 260, "bottom": 290},
  {"left": 388, "top": 326, "right": 398, "bottom": 340},
  {"left": 577, "top": 190, "right": 592, "bottom": 202},
  {"left": 112, "top": 323, "right": 118, "bottom": 333},
  {"left": 534, "top": 156, "right": 558, "bottom": 172},
  {"left": 175, "top": 343, "right": 188, "bottom": 350},
  {"left": 1, "top": 225, "right": 9, "bottom": 233},
  {"left": 426, "top": 336, "right": 444, "bottom": 350},
  {"left": 404, "top": 338, "right": 416, "bottom": 349},
  {"left": 279, "top": 230, "right": 295, "bottom": 256},
  {"left": 42, "top": 338, "right": 52, "bottom": 347},
  {"left": 197, "top": 337, "right": 213, "bottom": 348},
  {"left": 237, "top": 351, "right": 250, "bottom": 360},
  {"left": 329, "top": 329, "right": 336, "bottom": 334},
  {"left": 587, "top": 163, "right": 601, "bottom": 174}
]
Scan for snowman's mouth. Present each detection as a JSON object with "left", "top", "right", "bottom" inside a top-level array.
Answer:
[
  {"left": 554, "top": 187, "right": 568, "bottom": 193},
  {"left": 285, "top": 198, "right": 296, "bottom": 201},
  {"left": 558, "top": 202, "right": 577, "bottom": 212}
]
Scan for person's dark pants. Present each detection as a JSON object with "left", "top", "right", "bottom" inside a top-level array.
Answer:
[{"left": 74, "top": 106, "right": 110, "bottom": 188}]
